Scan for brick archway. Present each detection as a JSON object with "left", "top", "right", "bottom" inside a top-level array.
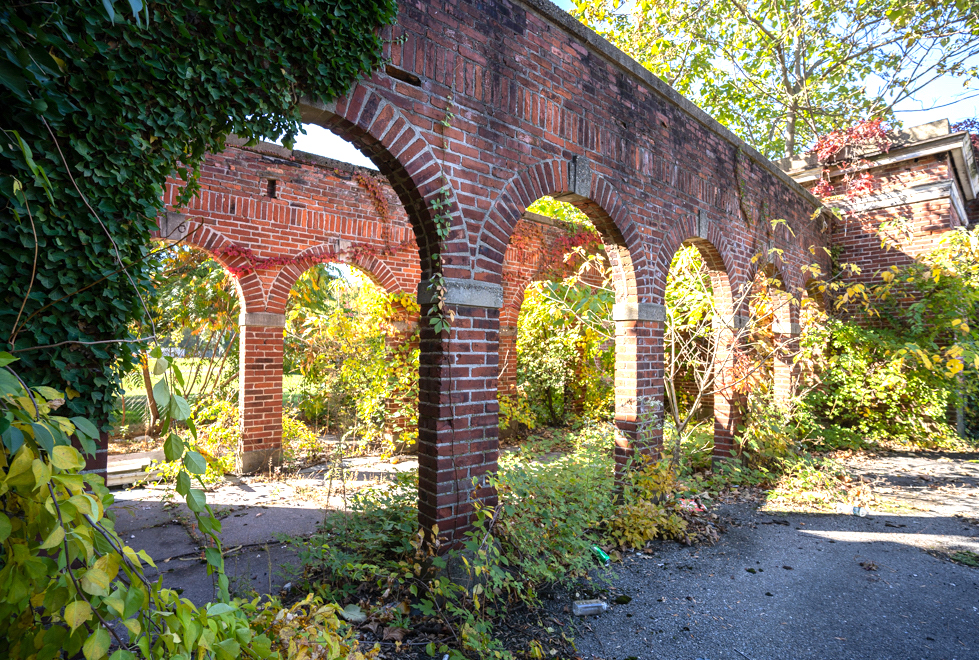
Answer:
[
  {"left": 144, "top": 0, "right": 836, "bottom": 540},
  {"left": 300, "top": 90, "right": 468, "bottom": 280}
]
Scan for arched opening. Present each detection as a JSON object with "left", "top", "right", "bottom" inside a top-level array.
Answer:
[
  {"left": 488, "top": 165, "right": 646, "bottom": 479},
  {"left": 281, "top": 261, "right": 419, "bottom": 465},
  {"left": 500, "top": 196, "right": 613, "bottom": 439},
  {"left": 299, "top": 96, "right": 480, "bottom": 538},
  {"left": 661, "top": 239, "right": 737, "bottom": 467},
  {"left": 108, "top": 243, "right": 243, "bottom": 482}
]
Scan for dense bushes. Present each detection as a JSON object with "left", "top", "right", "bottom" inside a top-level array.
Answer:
[
  {"left": 795, "top": 225, "right": 979, "bottom": 449},
  {"left": 284, "top": 265, "right": 419, "bottom": 451}
]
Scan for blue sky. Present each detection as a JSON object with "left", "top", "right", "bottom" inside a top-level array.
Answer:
[{"left": 292, "top": 0, "right": 978, "bottom": 168}]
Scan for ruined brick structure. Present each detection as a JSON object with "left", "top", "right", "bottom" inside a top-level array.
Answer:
[
  {"left": 152, "top": 0, "right": 840, "bottom": 539},
  {"left": 159, "top": 139, "right": 598, "bottom": 464},
  {"left": 778, "top": 120, "right": 979, "bottom": 285}
]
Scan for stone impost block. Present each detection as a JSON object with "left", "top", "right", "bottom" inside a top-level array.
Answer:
[
  {"left": 239, "top": 313, "right": 286, "bottom": 327},
  {"left": 612, "top": 302, "right": 665, "bottom": 322},
  {"left": 773, "top": 321, "right": 802, "bottom": 335},
  {"left": 159, "top": 212, "right": 189, "bottom": 242},
  {"left": 696, "top": 208, "right": 710, "bottom": 238},
  {"left": 569, "top": 155, "right": 591, "bottom": 199},
  {"left": 417, "top": 278, "right": 504, "bottom": 309},
  {"left": 712, "top": 314, "right": 749, "bottom": 329}
]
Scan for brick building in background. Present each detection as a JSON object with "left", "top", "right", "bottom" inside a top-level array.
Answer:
[{"left": 778, "top": 120, "right": 978, "bottom": 283}]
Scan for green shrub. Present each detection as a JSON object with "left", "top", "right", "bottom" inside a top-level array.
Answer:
[
  {"left": 2, "top": 352, "right": 384, "bottom": 659},
  {"left": 608, "top": 457, "right": 688, "bottom": 549},
  {"left": 516, "top": 286, "right": 614, "bottom": 427},
  {"left": 490, "top": 423, "right": 615, "bottom": 584}
]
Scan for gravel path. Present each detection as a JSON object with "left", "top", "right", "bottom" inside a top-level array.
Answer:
[{"left": 569, "top": 451, "right": 979, "bottom": 660}]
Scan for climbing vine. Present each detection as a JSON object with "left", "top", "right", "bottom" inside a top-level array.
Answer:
[
  {"left": 354, "top": 171, "right": 390, "bottom": 223},
  {"left": 0, "top": 0, "right": 398, "bottom": 424},
  {"left": 426, "top": 93, "right": 458, "bottom": 334},
  {"left": 809, "top": 119, "right": 891, "bottom": 199},
  {"left": 427, "top": 186, "right": 455, "bottom": 335}
]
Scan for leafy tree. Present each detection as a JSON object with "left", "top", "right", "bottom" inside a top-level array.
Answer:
[{"left": 572, "top": 0, "right": 979, "bottom": 157}]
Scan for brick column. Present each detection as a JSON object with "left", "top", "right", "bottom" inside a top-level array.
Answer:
[
  {"left": 237, "top": 312, "right": 284, "bottom": 473},
  {"left": 612, "top": 302, "right": 665, "bottom": 474},
  {"left": 416, "top": 278, "right": 502, "bottom": 543},
  {"left": 772, "top": 292, "right": 800, "bottom": 404},
  {"left": 497, "top": 326, "right": 518, "bottom": 393},
  {"left": 713, "top": 314, "right": 747, "bottom": 459}
]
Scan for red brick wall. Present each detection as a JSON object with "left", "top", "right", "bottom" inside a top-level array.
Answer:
[{"left": 153, "top": 0, "right": 832, "bottom": 539}]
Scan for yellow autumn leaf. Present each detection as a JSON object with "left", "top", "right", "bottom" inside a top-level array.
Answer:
[
  {"left": 39, "top": 525, "right": 65, "bottom": 550},
  {"left": 80, "top": 567, "right": 111, "bottom": 596},
  {"left": 64, "top": 600, "right": 93, "bottom": 632},
  {"left": 51, "top": 446, "right": 86, "bottom": 471}
]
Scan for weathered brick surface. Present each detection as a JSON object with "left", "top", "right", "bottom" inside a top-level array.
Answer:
[
  {"left": 151, "top": 0, "right": 836, "bottom": 539},
  {"left": 814, "top": 153, "right": 968, "bottom": 288}
]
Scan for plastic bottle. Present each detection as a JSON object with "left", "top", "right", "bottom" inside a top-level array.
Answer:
[
  {"left": 834, "top": 503, "right": 868, "bottom": 517},
  {"left": 572, "top": 599, "right": 609, "bottom": 616}
]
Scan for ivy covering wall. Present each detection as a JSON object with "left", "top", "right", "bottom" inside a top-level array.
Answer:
[{"left": 0, "top": 0, "right": 397, "bottom": 425}]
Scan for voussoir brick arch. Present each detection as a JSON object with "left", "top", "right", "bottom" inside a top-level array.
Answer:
[
  {"left": 299, "top": 91, "right": 468, "bottom": 279},
  {"left": 476, "top": 159, "right": 643, "bottom": 303},
  {"left": 654, "top": 213, "right": 740, "bottom": 310},
  {"left": 168, "top": 220, "right": 258, "bottom": 313},
  {"left": 655, "top": 217, "right": 749, "bottom": 459},
  {"left": 265, "top": 244, "right": 412, "bottom": 316}
]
